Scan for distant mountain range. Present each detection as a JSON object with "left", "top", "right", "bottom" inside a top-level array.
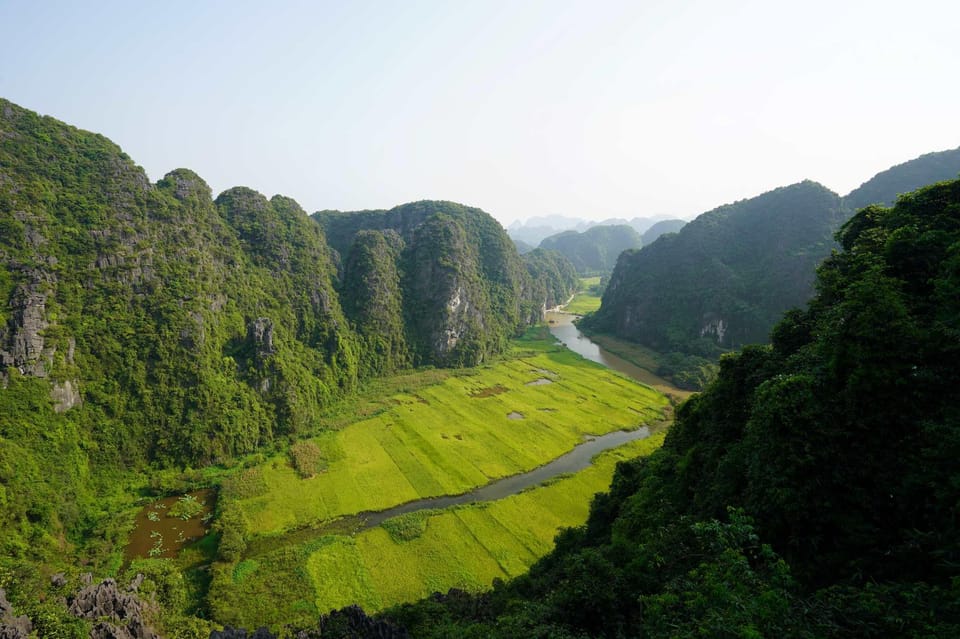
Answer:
[
  {"left": 511, "top": 217, "right": 689, "bottom": 275},
  {"left": 507, "top": 214, "right": 681, "bottom": 246},
  {"left": 583, "top": 146, "right": 960, "bottom": 387}
]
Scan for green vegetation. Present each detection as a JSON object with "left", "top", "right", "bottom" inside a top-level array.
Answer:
[
  {"left": 168, "top": 495, "right": 204, "bottom": 521},
  {"left": 0, "top": 98, "right": 595, "bottom": 634},
  {"left": 4, "top": 96, "right": 959, "bottom": 637},
  {"left": 289, "top": 440, "right": 327, "bottom": 478},
  {"left": 521, "top": 248, "right": 579, "bottom": 314},
  {"left": 209, "top": 434, "right": 665, "bottom": 627},
  {"left": 381, "top": 178, "right": 960, "bottom": 638},
  {"left": 842, "top": 146, "right": 960, "bottom": 210},
  {"left": 539, "top": 224, "right": 643, "bottom": 274},
  {"left": 640, "top": 218, "right": 686, "bottom": 244},
  {"left": 312, "top": 435, "right": 664, "bottom": 614},
  {"left": 226, "top": 346, "right": 666, "bottom": 537},
  {"left": 585, "top": 181, "right": 845, "bottom": 359},
  {"left": 563, "top": 276, "right": 604, "bottom": 315},
  {"left": 200, "top": 326, "right": 667, "bottom": 628},
  {"left": 316, "top": 200, "right": 543, "bottom": 367},
  {"left": 585, "top": 150, "right": 960, "bottom": 391}
]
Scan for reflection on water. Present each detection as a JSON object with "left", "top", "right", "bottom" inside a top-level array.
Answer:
[
  {"left": 125, "top": 489, "right": 215, "bottom": 561},
  {"left": 546, "top": 312, "right": 665, "bottom": 387}
]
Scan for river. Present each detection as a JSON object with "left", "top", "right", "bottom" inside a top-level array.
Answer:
[
  {"left": 546, "top": 311, "right": 688, "bottom": 400},
  {"left": 245, "top": 316, "right": 669, "bottom": 554}
]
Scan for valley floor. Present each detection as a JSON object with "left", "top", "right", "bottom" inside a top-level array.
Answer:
[{"left": 200, "top": 333, "right": 669, "bottom": 628}]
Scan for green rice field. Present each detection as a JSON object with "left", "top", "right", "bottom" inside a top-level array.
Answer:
[
  {"left": 563, "top": 276, "right": 603, "bottom": 314},
  {"left": 209, "top": 434, "right": 665, "bottom": 626},
  {"left": 206, "top": 332, "right": 670, "bottom": 628},
  {"left": 234, "top": 348, "right": 667, "bottom": 536}
]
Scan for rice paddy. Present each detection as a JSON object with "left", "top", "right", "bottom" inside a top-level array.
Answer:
[
  {"left": 206, "top": 332, "right": 671, "bottom": 629},
  {"left": 233, "top": 347, "right": 667, "bottom": 537}
]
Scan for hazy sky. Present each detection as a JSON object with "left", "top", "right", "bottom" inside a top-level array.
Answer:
[{"left": 2, "top": 0, "right": 958, "bottom": 225}]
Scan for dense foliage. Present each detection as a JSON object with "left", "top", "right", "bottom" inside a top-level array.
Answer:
[
  {"left": 587, "top": 149, "right": 960, "bottom": 388},
  {"left": 521, "top": 248, "right": 579, "bottom": 311},
  {"left": 587, "top": 181, "right": 844, "bottom": 354},
  {"left": 0, "top": 100, "right": 557, "bottom": 581},
  {"left": 843, "top": 146, "right": 960, "bottom": 211},
  {"left": 317, "top": 200, "right": 575, "bottom": 366},
  {"left": 640, "top": 218, "right": 686, "bottom": 245},
  {"left": 538, "top": 224, "right": 643, "bottom": 275},
  {"left": 384, "top": 178, "right": 960, "bottom": 638}
]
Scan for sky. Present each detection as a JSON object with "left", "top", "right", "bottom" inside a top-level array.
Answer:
[{"left": 1, "top": 0, "right": 959, "bottom": 226}]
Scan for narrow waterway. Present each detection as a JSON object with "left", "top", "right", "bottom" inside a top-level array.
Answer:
[
  {"left": 247, "top": 427, "right": 652, "bottom": 554},
  {"left": 243, "top": 315, "right": 679, "bottom": 554},
  {"left": 545, "top": 311, "right": 667, "bottom": 387}
]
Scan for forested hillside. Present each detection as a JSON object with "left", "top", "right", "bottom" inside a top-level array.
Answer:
[
  {"left": 0, "top": 99, "right": 566, "bottom": 571},
  {"left": 521, "top": 248, "right": 580, "bottom": 310},
  {"left": 586, "top": 148, "right": 960, "bottom": 389},
  {"left": 587, "top": 181, "right": 843, "bottom": 355},
  {"left": 640, "top": 218, "right": 686, "bottom": 244},
  {"left": 843, "top": 146, "right": 960, "bottom": 210},
  {"left": 538, "top": 224, "right": 643, "bottom": 274},
  {"left": 316, "top": 200, "right": 577, "bottom": 366},
  {"left": 383, "top": 177, "right": 960, "bottom": 639}
]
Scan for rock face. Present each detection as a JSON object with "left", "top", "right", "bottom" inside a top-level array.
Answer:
[
  {"left": 0, "top": 271, "right": 51, "bottom": 377},
  {"left": 67, "top": 576, "right": 158, "bottom": 639},
  {"left": 316, "top": 200, "right": 532, "bottom": 367},
  {"left": 51, "top": 379, "right": 82, "bottom": 412},
  {"left": 404, "top": 214, "right": 489, "bottom": 366},
  {"left": 587, "top": 181, "right": 845, "bottom": 354},
  {"left": 0, "top": 588, "right": 33, "bottom": 639}
]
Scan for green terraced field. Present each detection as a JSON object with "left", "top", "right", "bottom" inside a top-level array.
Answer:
[
  {"left": 206, "top": 333, "right": 670, "bottom": 628},
  {"left": 234, "top": 347, "right": 667, "bottom": 536},
  {"left": 209, "top": 434, "right": 665, "bottom": 627},
  {"left": 563, "top": 276, "right": 603, "bottom": 314}
]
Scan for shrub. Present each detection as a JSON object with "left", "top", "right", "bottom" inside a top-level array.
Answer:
[{"left": 289, "top": 440, "right": 326, "bottom": 478}]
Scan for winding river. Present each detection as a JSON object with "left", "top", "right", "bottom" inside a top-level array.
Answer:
[
  {"left": 545, "top": 311, "right": 678, "bottom": 391},
  {"left": 245, "top": 314, "right": 665, "bottom": 554}
]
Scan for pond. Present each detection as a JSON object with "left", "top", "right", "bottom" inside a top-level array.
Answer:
[{"left": 124, "top": 489, "right": 216, "bottom": 562}]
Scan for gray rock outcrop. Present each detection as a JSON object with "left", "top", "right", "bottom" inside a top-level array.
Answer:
[
  {"left": 0, "top": 588, "right": 33, "bottom": 639},
  {"left": 68, "top": 576, "right": 157, "bottom": 639}
]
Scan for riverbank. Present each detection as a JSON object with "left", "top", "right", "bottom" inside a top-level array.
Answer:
[
  {"left": 546, "top": 312, "right": 694, "bottom": 403},
  {"left": 205, "top": 330, "right": 670, "bottom": 627}
]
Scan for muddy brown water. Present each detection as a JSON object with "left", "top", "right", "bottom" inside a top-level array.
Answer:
[{"left": 124, "top": 489, "right": 215, "bottom": 562}]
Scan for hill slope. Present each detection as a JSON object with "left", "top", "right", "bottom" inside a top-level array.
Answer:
[
  {"left": 586, "top": 147, "right": 960, "bottom": 387},
  {"left": 641, "top": 218, "right": 686, "bottom": 244},
  {"left": 0, "top": 98, "right": 562, "bottom": 567},
  {"left": 587, "top": 181, "right": 843, "bottom": 355},
  {"left": 386, "top": 177, "right": 960, "bottom": 639},
  {"left": 843, "top": 146, "right": 960, "bottom": 210},
  {"left": 316, "top": 200, "right": 573, "bottom": 366},
  {"left": 538, "top": 224, "right": 644, "bottom": 274}
]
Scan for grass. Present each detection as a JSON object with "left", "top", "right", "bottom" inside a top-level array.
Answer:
[
  {"left": 580, "top": 331, "right": 696, "bottom": 403},
  {"left": 212, "top": 434, "right": 665, "bottom": 626},
  {"left": 234, "top": 345, "right": 668, "bottom": 537},
  {"left": 562, "top": 276, "right": 603, "bottom": 315},
  {"left": 204, "top": 329, "right": 672, "bottom": 628}
]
